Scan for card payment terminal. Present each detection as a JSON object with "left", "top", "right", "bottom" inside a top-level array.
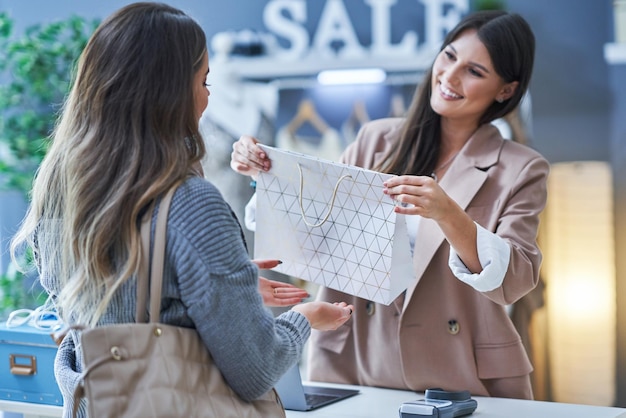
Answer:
[{"left": 398, "top": 388, "right": 477, "bottom": 418}]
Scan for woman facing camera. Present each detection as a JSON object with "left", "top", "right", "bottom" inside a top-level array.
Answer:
[{"left": 231, "top": 10, "right": 548, "bottom": 400}]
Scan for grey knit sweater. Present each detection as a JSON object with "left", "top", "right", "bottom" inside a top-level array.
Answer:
[{"left": 40, "top": 176, "right": 311, "bottom": 417}]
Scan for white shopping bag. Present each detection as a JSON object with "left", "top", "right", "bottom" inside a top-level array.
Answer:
[{"left": 255, "top": 145, "right": 414, "bottom": 305}]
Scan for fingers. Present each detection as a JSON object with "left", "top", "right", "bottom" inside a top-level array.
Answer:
[
  {"left": 259, "top": 276, "right": 310, "bottom": 307},
  {"left": 382, "top": 175, "right": 442, "bottom": 215},
  {"left": 230, "top": 135, "right": 271, "bottom": 175},
  {"left": 271, "top": 286, "right": 310, "bottom": 298},
  {"left": 326, "top": 303, "right": 354, "bottom": 330},
  {"left": 291, "top": 301, "right": 354, "bottom": 331},
  {"left": 270, "top": 287, "right": 310, "bottom": 307},
  {"left": 271, "top": 296, "right": 310, "bottom": 307},
  {"left": 338, "top": 302, "right": 354, "bottom": 317},
  {"left": 383, "top": 175, "right": 435, "bottom": 195},
  {"left": 333, "top": 301, "right": 354, "bottom": 315},
  {"left": 384, "top": 174, "right": 434, "bottom": 186},
  {"left": 252, "top": 259, "right": 282, "bottom": 269}
]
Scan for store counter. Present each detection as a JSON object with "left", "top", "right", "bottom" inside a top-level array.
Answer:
[
  {"left": 2, "top": 382, "right": 626, "bottom": 418},
  {"left": 287, "top": 382, "right": 626, "bottom": 417}
]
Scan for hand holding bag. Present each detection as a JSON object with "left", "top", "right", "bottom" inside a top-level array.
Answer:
[
  {"left": 72, "top": 186, "right": 286, "bottom": 417},
  {"left": 255, "top": 145, "right": 414, "bottom": 305}
]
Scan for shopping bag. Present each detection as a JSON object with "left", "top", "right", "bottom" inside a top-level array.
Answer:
[
  {"left": 255, "top": 145, "right": 414, "bottom": 305},
  {"left": 73, "top": 186, "right": 286, "bottom": 418}
]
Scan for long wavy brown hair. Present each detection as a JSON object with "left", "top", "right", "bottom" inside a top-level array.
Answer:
[{"left": 11, "top": 2, "right": 207, "bottom": 326}]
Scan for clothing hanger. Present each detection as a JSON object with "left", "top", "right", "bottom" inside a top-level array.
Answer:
[
  {"left": 347, "top": 100, "right": 370, "bottom": 125},
  {"left": 388, "top": 93, "right": 407, "bottom": 117},
  {"left": 286, "top": 99, "right": 330, "bottom": 136},
  {"left": 341, "top": 100, "right": 370, "bottom": 145}
]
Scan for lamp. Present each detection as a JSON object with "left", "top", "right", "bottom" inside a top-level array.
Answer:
[
  {"left": 316, "top": 68, "right": 386, "bottom": 85},
  {"left": 544, "top": 161, "right": 616, "bottom": 406}
]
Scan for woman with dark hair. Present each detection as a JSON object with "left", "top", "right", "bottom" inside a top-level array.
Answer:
[
  {"left": 231, "top": 10, "right": 548, "bottom": 399},
  {"left": 11, "top": 3, "right": 353, "bottom": 416}
]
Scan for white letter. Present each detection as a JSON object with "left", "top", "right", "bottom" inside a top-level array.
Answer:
[
  {"left": 366, "top": 0, "right": 417, "bottom": 56},
  {"left": 421, "top": 0, "right": 469, "bottom": 51},
  {"left": 313, "top": 0, "right": 365, "bottom": 59},
  {"left": 263, "top": 0, "right": 309, "bottom": 60}
]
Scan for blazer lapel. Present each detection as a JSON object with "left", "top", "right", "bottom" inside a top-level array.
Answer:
[{"left": 402, "top": 124, "right": 503, "bottom": 311}]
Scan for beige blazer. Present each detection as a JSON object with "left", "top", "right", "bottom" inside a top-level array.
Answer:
[{"left": 307, "top": 118, "right": 549, "bottom": 398}]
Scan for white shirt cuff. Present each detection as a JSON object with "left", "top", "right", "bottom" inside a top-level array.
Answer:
[
  {"left": 448, "top": 222, "right": 510, "bottom": 292},
  {"left": 244, "top": 192, "right": 257, "bottom": 232}
]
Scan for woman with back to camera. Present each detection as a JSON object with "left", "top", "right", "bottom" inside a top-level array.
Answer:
[
  {"left": 11, "top": 3, "right": 353, "bottom": 416},
  {"left": 230, "top": 10, "right": 548, "bottom": 399}
]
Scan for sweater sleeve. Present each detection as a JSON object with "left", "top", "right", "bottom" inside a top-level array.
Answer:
[{"left": 164, "top": 178, "right": 310, "bottom": 400}]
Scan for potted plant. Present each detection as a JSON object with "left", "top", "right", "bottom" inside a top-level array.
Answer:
[
  {"left": 472, "top": 0, "right": 507, "bottom": 10},
  {"left": 0, "top": 12, "right": 98, "bottom": 318}
]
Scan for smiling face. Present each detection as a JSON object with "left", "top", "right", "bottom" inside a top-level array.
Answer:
[
  {"left": 430, "top": 29, "right": 518, "bottom": 129},
  {"left": 193, "top": 51, "right": 210, "bottom": 121}
]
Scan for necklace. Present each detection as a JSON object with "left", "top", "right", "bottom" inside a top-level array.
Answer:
[{"left": 430, "top": 150, "right": 461, "bottom": 182}]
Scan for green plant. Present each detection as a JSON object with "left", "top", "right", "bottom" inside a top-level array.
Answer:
[
  {"left": 472, "top": 0, "right": 507, "bottom": 11},
  {"left": 0, "top": 248, "right": 48, "bottom": 319},
  {"left": 0, "top": 12, "right": 99, "bottom": 194},
  {"left": 0, "top": 13, "right": 99, "bottom": 318}
]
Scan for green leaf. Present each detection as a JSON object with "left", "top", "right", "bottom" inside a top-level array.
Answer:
[
  {"left": 0, "top": 12, "right": 99, "bottom": 315},
  {"left": 0, "top": 13, "right": 99, "bottom": 197}
]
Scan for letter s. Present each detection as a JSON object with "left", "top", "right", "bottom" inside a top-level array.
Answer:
[{"left": 264, "top": 0, "right": 310, "bottom": 60}]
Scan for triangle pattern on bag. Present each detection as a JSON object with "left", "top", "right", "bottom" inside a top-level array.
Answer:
[{"left": 255, "top": 145, "right": 408, "bottom": 305}]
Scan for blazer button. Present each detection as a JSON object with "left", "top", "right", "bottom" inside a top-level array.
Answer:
[
  {"left": 448, "top": 319, "right": 460, "bottom": 335},
  {"left": 366, "top": 301, "right": 375, "bottom": 316}
]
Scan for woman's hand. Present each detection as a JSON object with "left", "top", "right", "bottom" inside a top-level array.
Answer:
[
  {"left": 254, "top": 259, "right": 309, "bottom": 307},
  {"left": 255, "top": 260, "right": 354, "bottom": 326},
  {"left": 291, "top": 301, "right": 354, "bottom": 331},
  {"left": 230, "top": 135, "right": 271, "bottom": 178},
  {"left": 258, "top": 277, "right": 310, "bottom": 307},
  {"left": 383, "top": 175, "right": 481, "bottom": 273},
  {"left": 383, "top": 175, "right": 454, "bottom": 221}
]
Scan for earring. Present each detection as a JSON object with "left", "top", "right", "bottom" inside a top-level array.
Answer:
[{"left": 496, "top": 98, "right": 504, "bottom": 103}]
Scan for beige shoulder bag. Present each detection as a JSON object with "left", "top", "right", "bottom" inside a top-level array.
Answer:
[{"left": 73, "top": 186, "right": 286, "bottom": 417}]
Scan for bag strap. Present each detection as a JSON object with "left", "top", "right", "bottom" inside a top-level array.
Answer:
[
  {"left": 137, "top": 186, "right": 177, "bottom": 324},
  {"left": 136, "top": 201, "right": 154, "bottom": 323},
  {"left": 72, "top": 185, "right": 179, "bottom": 417},
  {"left": 297, "top": 163, "right": 353, "bottom": 228}
]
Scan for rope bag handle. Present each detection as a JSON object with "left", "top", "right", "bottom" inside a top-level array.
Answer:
[{"left": 297, "top": 163, "right": 353, "bottom": 228}]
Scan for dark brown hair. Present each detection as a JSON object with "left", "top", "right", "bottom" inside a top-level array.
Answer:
[{"left": 377, "top": 10, "right": 535, "bottom": 176}]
